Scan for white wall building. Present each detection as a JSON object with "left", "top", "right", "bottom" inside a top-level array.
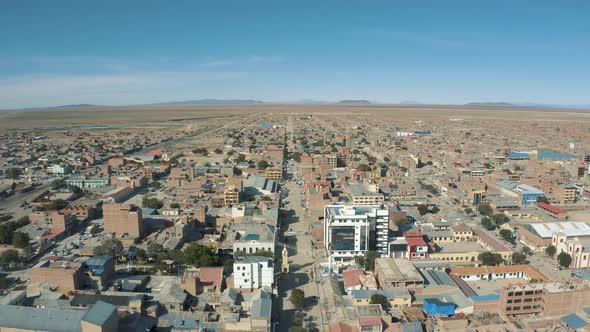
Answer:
[
  {"left": 324, "top": 205, "right": 390, "bottom": 266},
  {"left": 49, "top": 164, "right": 72, "bottom": 175},
  {"left": 233, "top": 256, "right": 274, "bottom": 290}
]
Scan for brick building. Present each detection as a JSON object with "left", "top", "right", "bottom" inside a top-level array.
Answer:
[{"left": 103, "top": 203, "right": 145, "bottom": 238}]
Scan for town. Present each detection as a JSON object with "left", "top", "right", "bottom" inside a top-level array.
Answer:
[{"left": 1, "top": 105, "right": 590, "bottom": 332}]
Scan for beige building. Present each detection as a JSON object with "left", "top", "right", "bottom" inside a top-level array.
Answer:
[{"left": 103, "top": 203, "right": 145, "bottom": 238}]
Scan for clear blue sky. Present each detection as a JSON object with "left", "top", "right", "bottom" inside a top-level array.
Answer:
[{"left": 1, "top": 0, "right": 589, "bottom": 108}]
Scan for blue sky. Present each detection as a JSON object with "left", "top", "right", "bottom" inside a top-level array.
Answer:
[{"left": 1, "top": 0, "right": 589, "bottom": 108}]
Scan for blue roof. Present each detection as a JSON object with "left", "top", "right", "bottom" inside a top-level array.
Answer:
[
  {"left": 401, "top": 320, "right": 424, "bottom": 332},
  {"left": 85, "top": 256, "right": 113, "bottom": 266},
  {"left": 469, "top": 294, "right": 500, "bottom": 302},
  {"left": 244, "top": 233, "right": 260, "bottom": 241},
  {"left": 562, "top": 313, "right": 587, "bottom": 329},
  {"left": 82, "top": 301, "right": 117, "bottom": 326}
]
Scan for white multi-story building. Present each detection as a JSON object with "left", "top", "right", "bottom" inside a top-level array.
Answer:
[
  {"left": 233, "top": 256, "right": 274, "bottom": 290},
  {"left": 324, "top": 205, "right": 390, "bottom": 266},
  {"left": 552, "top": 232, "right": 590, "bottom": 269},
  {"left": 49, "top": 164, "right": 72, "bottom": 175}
]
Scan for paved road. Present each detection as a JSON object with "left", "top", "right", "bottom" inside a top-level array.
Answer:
[
  {"left": 0, "top": 184, "right": 49, "bottom": 221},
  {"left": 276, "top": 115, "right": 324, "bottom": 331}
]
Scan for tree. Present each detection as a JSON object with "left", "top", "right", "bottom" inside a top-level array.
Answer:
[
  {"left": 0, "top": 250, "right": 19, "bottom": 266},
  {"left": 257, "top": 160, "right": 269, "bottom": 170},
  {"left": 366, "top": 251, "right": 380, "bottom": 271},
  {"left": 522, "top": 246, "right": 533, "bottom": 256},
  {"left": 51, "top": 178, "right": 66, "bottom": 190},
  {"left": 465, "top": 208, "right": 474, "bottom": 215},
  {"left": 481, "top": 217, "right": 496, "bottom": 230},
  {"left": 290, "top": 288, "right": 305, "bottom": 311},
  {"left": 214, "top": 148, "right": 223, "bottom": 154},
  {"left": 417, "top": 204, "right": 429, "bottom": 216},
  {"left": 558, "top": 252, "right": 572, "bottom": 268},
  {"left": 147, "top": 243, "right": 165, "bottom": 260},
  {"left": 135, "top": 248, "right": 147, "bottom": 262},
  {"left": 354, "top": 255, "right": 366, "bottom": 269},
  {"left": 536, "top": 196, "right": 549, "bottom": 203},
  {"left": 0, "top": 274, "right": 9, "bottom": 289},
  {"left": 94, "top": 238, "right": 123, "bottom": 257},
  {"left": 6, "top": 168, "right": 21, "bottom": 180},
  {"left": 236, "top": 154, "right": 247, "bottom": 163},
  {"left": 395, "top": 217, "right": 410, "bottom": 227},
  {"left": 479, "top": 252, "right": 504, "bottom": 266},
  {"left": 12, "top": 232, "right": 29, "bottom": 248},
  {"left": 291, "top": 152, "right": 302, "bottom": 163},
  {"left": 545, "top": 245, "right": 557, "bottom": 257},
  {"left": 184, "top": 243, "right": 220, "bottom": 267},
  {"left": 292, "top": 311, "right": 305, "bottom": 327},
  {"left": 69, "top": 185, "right": 83, "bottom": 195},
  {"left": 431, "top": 206, "right": 440, "bottom": 214},
  {"left": 43, "top": 199, "right": 68, "bottom": 211},
  {"left": 289, "top": 327, "right": 307, "bottom": 332},
  {"left": 492, "top": 213, "right": 510, "bottom": 226},
  {"left": 370, "top": 294, "right": 389, "bottom": 308},
  {"left": 16, "top": 216, "right": 30, "bottom": 225},
  {"left": 142, "top": 197, "right": 163, "bottom": 209},
  {"left": 170, "top": 203, "right": 180, "bottom": 209},
  {"left": 477, "top": 203, "right": 493, "bottom": 217},
  {"left": 499, "top": 229, "right": 514, "bottom": 243},
  {"left": 511, "top": 252, "right": 529, "bottom": 265},
  {"left": 357, "top": 164, "right": 371, "bottom": 172}
]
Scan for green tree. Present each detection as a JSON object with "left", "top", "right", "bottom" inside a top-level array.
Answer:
[
  {"left": 521, "top": 246, "right": 533, "bottom": 256},
  {"left": 536, "top": 196, "right": 549, "bottom": 203},
  {"left": 43, "top": 199, "right": 68, "bottom": 211},
  {"left": 558, "top": 252, "right": 572, "bottom": 268},
  {"left": 366, "top": 251, "right": 380, "bottom": 271},
  {"left": 11, "top": 232, "right": 29, "bottom": 249},
  {"left": 257, "top": 160, "right": 269, "bottom": 170},
  {"left": 0, "top": 250, "right": 19, "bottom": 266},
  {"left": 417, "top": 204, "right": 429, "bottom": 216},
  {"left": 357, "top": 164, "right": 372, "bottom": 172},
  {"left": 291, "top": 152, "right": 302, "bottom": 163},
  {"left": 184, "top": 243, "right": 220, "bottom": 267},
  {"left": 465, "top": 208, "right": 474, "bottom": 215},
  {"left": 236, "top": 154, "right": 247, "bottom": 163},
  {"left": 481, "top": 217, "right": 496, "bottom": 230},
  {"left": 214, "top": 148, "right": 223, "bottom": 154},
  {"left": 292, "top": 311, "right": 305, "bottom": 327},
  {"left": 354, "top": 255, "right": 366, "bottom": 269},
  {"left": 0, "top": 274, "right": 9, "bottom": 289},
  {"left": 511, "top": 252, "right": 529, "bottom": 265},
  {"left": 545, "top": 245, "right": 556, "bottom": 257},
  {"left": 492, "top": 213, "right": 510, "bottom": 226},
  {"left": 477, "top": 203, "right": 493, "bottom": 217},
  {"left": 290, "top": 288, "right": 305, "bottom": 311},
  {"left": 431, "top": 206, "right": 440, "bottom": 214},
  {"left": 499, "top": 229, "right": 514, "bottom": 243},
  {"left": 94, "top": 238, "right": 123, "bottom": 257},
  {"left": 6, "top": 168, "right": 21, "bottom": 180},
  {"left": 135, "top": 248, "right": 147, "bottom": 262},
  {"left": 479, "top": 252, "right": 504, "bottom": 266},
  {"left": 142, "top": 197, "right": 163, "bottom": 209},
  {"left": 395, "top": 217, "right": 410, "bottom": 227},
  {"left": 147, "top": 243, "right": 165, "bottom": 260},
  {"left": 289, "top": 327, "right": 307, "bottom": 332},
  {"left": 51, "top": 179, "right": 66, "bottom": 190},
  {"left": 370, "top": 294, "right": 390, "bottom": 308},
  {"left": 170, "top": 203, "right": 180, "bottom": 209}
]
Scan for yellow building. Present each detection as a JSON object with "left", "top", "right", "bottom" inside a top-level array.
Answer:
[
  {"left": 264, "top": 167, "right": 282, "bottom": 181},
  {"left": 348, "top": 289, "right": 412, "bottom": 309}
]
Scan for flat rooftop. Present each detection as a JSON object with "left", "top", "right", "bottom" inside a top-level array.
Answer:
[
  {"left": 436, "top": 241, "right": 486, "bottom": 253},
  {"left": 529, "top": 222, "right": 590, "bottom": 239}
]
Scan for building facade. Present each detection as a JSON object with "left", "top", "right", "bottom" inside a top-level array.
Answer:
[
  {"left": 233, "top": 256, "right": 274, "bottom": 290},
  {"left": 324, "top": 205, "right": 390, "bottom": 265}
]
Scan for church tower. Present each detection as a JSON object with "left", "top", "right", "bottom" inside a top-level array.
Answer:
[{"left": 281, "top": 246, "right": 289, "bottom": 273}]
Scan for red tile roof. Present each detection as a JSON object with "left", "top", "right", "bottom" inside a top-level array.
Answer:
[
  {"left": 537, "top": 202, "right": 567, "bottom": 214},
  {"left": 343, "top": 269, "right": 365, "bottom": 289},
  {"left": 359, "top": 316, "right": 383, "bottom": 326},
  {"left": 406, "top": 237, "right": 427, "bottom": 247}
]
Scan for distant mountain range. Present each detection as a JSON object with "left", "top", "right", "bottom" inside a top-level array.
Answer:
[
  {"left": 152, "top": 99, "right": 264, "bottom": 105},
  {"left": 4, "top": 99, "right": 589, "bottom": 111},
  {"left": 337, "top": 100, "right": 371, "bottom": 104}
]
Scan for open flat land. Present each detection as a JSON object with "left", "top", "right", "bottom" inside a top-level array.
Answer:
[{"left": 1, "top": 104, "right": 590, "bottom": 131}]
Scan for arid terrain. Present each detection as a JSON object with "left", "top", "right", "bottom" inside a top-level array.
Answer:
[{"left": 1, "top": 104, "right": 590, "bottom": 132}]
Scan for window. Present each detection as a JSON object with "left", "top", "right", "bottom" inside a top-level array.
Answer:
[
  {"left": 524, "top": 298, "right": 532, "bottom": 303},
  {"left": 523, "top": 306, "right": 531, "bottom": 310},
  {"left": 524, "top": 291, "right": 533, "bottom": 295},
  {"left": 507, "top": 300, "right": 513, "bottom": 304},
  {"left": 514, "top": 292, "right": 523, "bottom": 296},
  {"left": 514, "top": 299, "right": 522, "bottom": 303},
  {"left": 513, "top": 306, "right": 521, "bottom": 310}
]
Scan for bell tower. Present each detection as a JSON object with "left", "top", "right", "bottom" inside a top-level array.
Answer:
[{"left": 281, "top": 246, "right": 289, "bottom": 273}]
